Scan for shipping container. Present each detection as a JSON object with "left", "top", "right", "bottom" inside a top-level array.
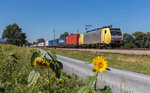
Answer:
[
  {"left": 53, "top": 39, "right": 59, "bottom": 46},
  {"left": 42, "top": 42, "right": 45, "bottom": 46},
  {"left": 38, "top": 42, "right": 45, "bottom": 47},
  {"left": 45, "top": 41, "right": 49, "bottom": 46},
  {"left": 66, "top": 34, "right": 80, "bottom": 45},
  {"left": 49, "top": 39, "right": 59, "bottom": 46},
  {"left": 58, "top": 37, "right": 66, "bottom": 45},
  {"left": 48, "top": 40, "right": 53, "bottom": 46},
  {"left": 38, "top": 43, "right": 41, "bottom": 46}
]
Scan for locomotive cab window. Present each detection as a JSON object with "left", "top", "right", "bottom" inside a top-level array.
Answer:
[
  {"left": 105, "top": 30, "right": 107, "bottom": 34},
  {"left": 116, "top": 31, "right": 122, "bottom": 35},
  {"left": 110, "top": 29, "right": 122, "bottom": 36}
]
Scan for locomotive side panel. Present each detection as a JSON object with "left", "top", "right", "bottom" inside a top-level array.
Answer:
[{"left": 84, "top": 29, "right": 102, "bottom": 44}]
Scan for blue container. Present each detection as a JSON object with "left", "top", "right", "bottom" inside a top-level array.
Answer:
[
  {"left": 58, "top": 37, "right": 66, "bottom": 45},
  {"left": 48, "top": 40, "right": 54, "bottom": 46},
  {"left": 49, "top": 39, "right": 59, "bottom": 46},
  {"left": 53, "top": 39, "right": 59, "bottom": 46}
]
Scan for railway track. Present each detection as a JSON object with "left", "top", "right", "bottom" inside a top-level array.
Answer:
[{"left": 52, "top": 48, "right": 150, "bottom": 56}]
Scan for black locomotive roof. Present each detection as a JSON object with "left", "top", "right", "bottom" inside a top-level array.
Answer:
[
  {"left": 87, "top": 25, "right": 114, "bottom": 33},
  {"left": 86, "top": 25, "right": 121, "bottom": 33}
]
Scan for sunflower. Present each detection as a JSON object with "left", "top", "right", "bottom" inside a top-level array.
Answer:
[
  {"left": 93, "top": 56, "right": 107, "bottom": 72},
  {"left": 33, "top": 57, "right": 50, "bottom": 68}
]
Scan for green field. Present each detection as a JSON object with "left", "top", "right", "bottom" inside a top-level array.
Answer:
[
  {"left": 0, "top": 45, "right": 84, "bottom": 93},
  {"left": 43, "top": 48, "right": 150, "bottom": 75}
]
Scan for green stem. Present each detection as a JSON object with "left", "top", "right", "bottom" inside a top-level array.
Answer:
[
  {"left": 48, "top": 68, "right": 51, "bottom": 93},
  {"left": 94, "top": 72, "right": 98, "bottom": 93}
]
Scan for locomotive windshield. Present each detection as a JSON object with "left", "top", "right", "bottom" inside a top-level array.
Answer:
[{"left": 110, "top": 28, "right": 122, "bottom": 36}]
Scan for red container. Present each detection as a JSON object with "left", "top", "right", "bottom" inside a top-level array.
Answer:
[{"left": 66, "top": 34, "right": 80, "bottom": 45}]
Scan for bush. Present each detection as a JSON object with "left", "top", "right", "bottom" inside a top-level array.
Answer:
[{"left": 120, "top": 43, "right": 137, "bottom": 49}]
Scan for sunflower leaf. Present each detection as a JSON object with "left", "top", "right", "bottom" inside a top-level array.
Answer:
[
  {"left": 106, "top": 68, "right": 111, "bottom": 71},
  {"left": 85, "top": 75, "right": 97, "bottom": 88},
  {"left": 100, "top": 86, "right": 113, "bottom": 93},
  {"left": 78, "top": 86, "right": 89, "bottom": 93},
  {"left": 28, "top": 70, "right": 40, "bottom": 87},
  {"left": 47, "top": 50, "right": 56, "bottom": 61},
  {"left": 85, "top": 60, "right": 92, "bottom": 64},
  {"left": 50, "top": 60, "right": 63, "bottom": 79},
  {"left": 90, "top": 68, "right": 96, "bottom": 72}
]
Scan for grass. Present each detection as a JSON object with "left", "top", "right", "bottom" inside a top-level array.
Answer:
[
  {"left": 0, "top": 44, "right": 83, "bottom": 93},
  {"left": 43, "top": 48, "right": 150, "bottom": 75}
]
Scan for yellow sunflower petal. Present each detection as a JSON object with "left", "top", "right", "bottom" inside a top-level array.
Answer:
[{"left": 92, "top": 56, "right": 108, "bottom": 72}]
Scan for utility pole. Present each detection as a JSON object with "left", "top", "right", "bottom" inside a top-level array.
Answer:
[
  {"left": 53, "top": 29, "right": 56, "bottom": 47},
  {"left": 53, "top": 28, "right": 55, "bottom": 41}
]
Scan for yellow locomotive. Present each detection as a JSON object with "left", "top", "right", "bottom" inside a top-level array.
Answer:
[{"left": 79, "top": 25, "right": 123, "bottom": 48}]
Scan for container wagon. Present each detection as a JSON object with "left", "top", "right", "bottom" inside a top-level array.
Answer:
[
  {"left": 48, "top": 40, "right": 54, "bottom": 47},
  {"left": 38, "top": 42, "right": 45, "bottom": 47},
  {"left": 66, "top": 34, "right": 80, "bottom": 47},
  {"left": 58, "top": 37, "right": 66, "bottom": 47},
  {"left": 45, "top": 41, "right": 49, "bottom": 47},
  {"left": 48, "top": 39, "right": 59, "bottom": 47}
]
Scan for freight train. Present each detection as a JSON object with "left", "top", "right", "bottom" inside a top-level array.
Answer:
[{"left": 32, "top": 26, "right": 124, "bottom": 48}]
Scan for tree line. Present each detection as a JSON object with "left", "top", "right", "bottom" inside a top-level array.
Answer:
[{"left": 121, "top": 32, "right": 150, "bottom": 48}]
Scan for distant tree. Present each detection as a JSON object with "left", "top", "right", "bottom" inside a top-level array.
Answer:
[
  {"left": 36, "top": 38, "right": 45, "bottom": 43},
  {"left": 60, "top": 32, "right": 69, "bottom": 38},
  {"left": 123, "top": 33, "right": 134, "bottom": 44},
  {"left": 146, "top": 32, "right": 150, "bottom": 41},
  {"left": 33, "top": 41, "right": 36, "bottom": 44},
  {"left": 70, "top": 33, "right": 75, "bottom": 35},
  {"left": 2, "top": 23, "right": 27, "bottom": 46},
  {"left": 25, "top": 40, "right": 31, "bottom": 46},
  {"left": 145, "top": 32, "right": 150, "bottom": 48},
  {"left": 132, "top": 32, "right": 146, "bottom": 48}
]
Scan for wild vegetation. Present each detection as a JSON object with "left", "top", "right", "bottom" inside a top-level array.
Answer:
[
  {"left": 0, "top": 45, "right": 83, "bottom": 93},
  {"left": 0, "top": 44, "right": 113, "bottom": 93}
]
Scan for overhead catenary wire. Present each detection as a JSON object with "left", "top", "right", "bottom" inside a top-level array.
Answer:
[{"left": 77, "top": 2, "right": 150, "bottom": 32}]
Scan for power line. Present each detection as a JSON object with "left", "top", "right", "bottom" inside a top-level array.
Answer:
[
  {"left": 112, "top": 12, "right": 150, "bottom": 25},
  {"left": 78, "top": 2, "right": 150, "bottom": 31}
]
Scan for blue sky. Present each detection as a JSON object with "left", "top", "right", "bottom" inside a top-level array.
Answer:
[{"left": 0, "top": 0, "right": 150, "bottom": 43}]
